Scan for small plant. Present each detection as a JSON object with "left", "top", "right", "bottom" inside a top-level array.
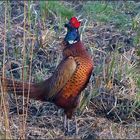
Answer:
[
  {"left": 83, "top": 1, "right": 133, "bottom": 29},
  {"left": 39, "top": 1, "right": 75, "bottom": 25}
]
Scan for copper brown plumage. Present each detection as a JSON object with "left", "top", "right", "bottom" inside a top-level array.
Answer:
[{"left": 1, "top": 17, "right": 93, "bottom": 120}]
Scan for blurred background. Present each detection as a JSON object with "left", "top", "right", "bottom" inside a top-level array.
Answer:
[{"left": 0, "top": 1, "right": 140, "bottom": 139}]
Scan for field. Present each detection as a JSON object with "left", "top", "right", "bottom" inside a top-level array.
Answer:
[{"left": 0, "top": 1, "right": 140, "bottom": 139}]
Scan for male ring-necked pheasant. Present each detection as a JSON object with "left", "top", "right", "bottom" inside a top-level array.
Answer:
[{"left": 1, "top": 17, "right": 93, "bottom": 133}]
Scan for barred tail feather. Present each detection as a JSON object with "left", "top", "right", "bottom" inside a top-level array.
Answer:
[{"left": 0, "top": 77, "right": 43, "bottom": 100}]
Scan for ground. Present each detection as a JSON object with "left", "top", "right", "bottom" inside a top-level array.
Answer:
[{"left": 0, "top": 1, "right": 140, "bottom": 139}]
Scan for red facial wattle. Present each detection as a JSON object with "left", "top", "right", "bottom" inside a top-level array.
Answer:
[{"left": 69, "top": 17, "right": 81, "bottom": 28}]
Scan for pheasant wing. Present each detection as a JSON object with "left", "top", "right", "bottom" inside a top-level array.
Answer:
[{"left": 44, "top": 56, "right": 77, "bottom": 99}]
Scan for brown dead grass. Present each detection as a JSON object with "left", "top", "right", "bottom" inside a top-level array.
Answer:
[{"left": 0, "top": 1, "right": 140, "bottom": 139}]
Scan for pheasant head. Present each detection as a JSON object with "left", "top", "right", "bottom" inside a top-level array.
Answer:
[{"left": 64, "top": 17, "right": 81, "bottom": 45}]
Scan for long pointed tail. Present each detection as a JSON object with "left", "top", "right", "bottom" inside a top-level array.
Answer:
[{"left": 0, "top": 77, "right": 44, "bottom": 100}]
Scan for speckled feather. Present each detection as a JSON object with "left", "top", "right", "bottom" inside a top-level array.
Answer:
[
  {"left": 1, "top": 41, "right": 93, "bottom": 119},
  {"left": 53, "top": 41, "right": 93, "bottom": 118}
]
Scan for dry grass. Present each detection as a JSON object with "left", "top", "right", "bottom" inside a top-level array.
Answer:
[{"left": 0, "top": 1, "right": 140, "bottom": 139}]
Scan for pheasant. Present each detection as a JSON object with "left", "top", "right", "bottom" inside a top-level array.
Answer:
[{"left": 1, "top": 17, "right": 93, "bottom": 133}]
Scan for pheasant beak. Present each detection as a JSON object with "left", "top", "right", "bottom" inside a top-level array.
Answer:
[{"left": 64, "top": 23, "right": 69, "bottom": 28}]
